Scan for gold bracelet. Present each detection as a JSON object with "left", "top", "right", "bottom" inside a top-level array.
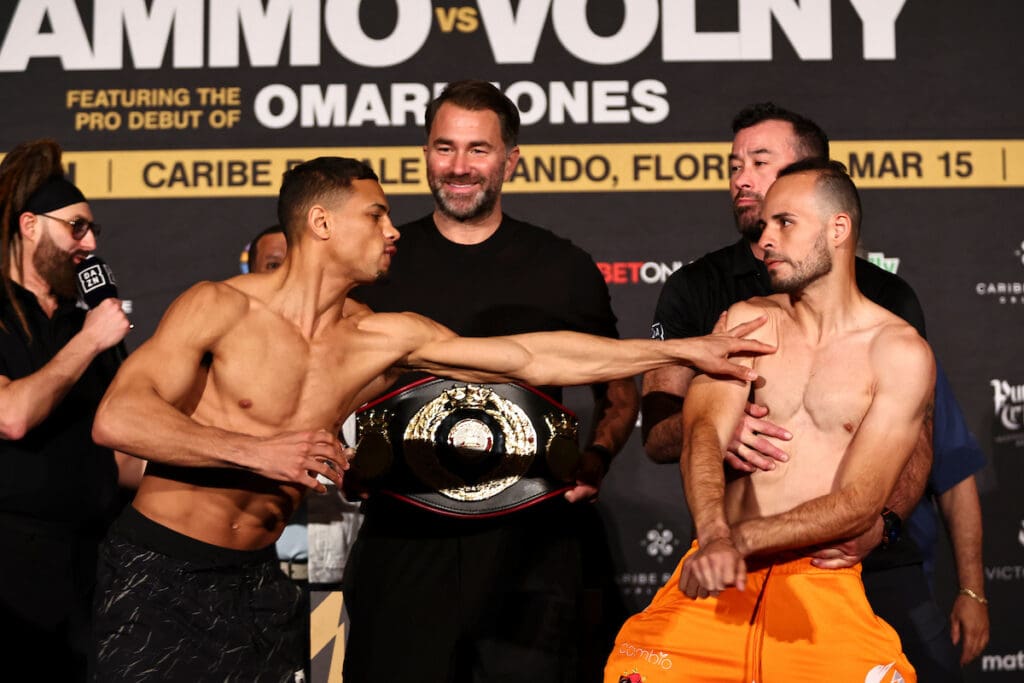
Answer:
[{"left": 958, "top": 587, "right": 989, "bottom": 605}]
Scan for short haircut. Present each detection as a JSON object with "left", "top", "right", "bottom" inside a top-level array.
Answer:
[
  {"left": 424, "top": 80, "right": 521, "bottom": 149},
  {"left": 732, "top": 102, "right": 830, "bottom": 160},
  {"left": 276, "top": 157, "right": 378, "bottom": 242},
  {"left": 248, "top": 224, "right": 285, "bottom": 270},
  {"left": 778, "top": 158, "right": 862, "bottom": 240}
]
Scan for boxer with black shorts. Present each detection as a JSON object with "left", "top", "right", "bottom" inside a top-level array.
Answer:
[{"left": 90, "top": 156, "right": 772, "bottom": 682}]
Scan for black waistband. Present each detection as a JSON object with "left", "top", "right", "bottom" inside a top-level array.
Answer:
[{"left": 111, "top": 505, "right": 277, "bottom": 568}]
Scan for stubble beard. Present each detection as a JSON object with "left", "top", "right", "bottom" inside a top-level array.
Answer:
[
  {"left": 767, "top": 230, "right": 833, "bottom": 294},
  {"left": 733, "top": 192, "right": 766, "bottom": 242},
  {"left": 33, "top": 229, "right": 79, "bottom": 299},
  {"left": 428, "top": 167, "right": 504, "bottom": 223}
]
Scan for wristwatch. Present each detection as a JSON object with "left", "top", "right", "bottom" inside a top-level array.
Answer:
[{"left": 880, "top": 507, "right": 902, "bottom": 549}]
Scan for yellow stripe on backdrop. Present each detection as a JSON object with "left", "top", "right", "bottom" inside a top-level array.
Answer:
[{"left": 23, "top": 139, "right": 1023, "bottom": 199}]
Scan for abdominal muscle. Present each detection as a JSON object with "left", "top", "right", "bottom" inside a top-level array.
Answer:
[
  {"left": 132, "top": 465, "right": 303, "bottom": 550},
  {"left": 723, "top": 409, "right": 855, "bottom": 524}
]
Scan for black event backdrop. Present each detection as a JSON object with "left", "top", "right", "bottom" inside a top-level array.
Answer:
[{"left": 1, "top": 2, "right": 1021, "bottom": 680}]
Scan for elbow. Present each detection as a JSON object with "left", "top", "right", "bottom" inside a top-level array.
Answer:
[
  {"left": 0, "top": 417, "right": 29, "bottom": 441},
  {"left": 837, "top": 488, "right": 887, "bottom": 539},
  {"left": 92, "top": 405, "right": 123, "bottom": 450},
  {"left": 643, "top": 439, "right": 680, "bottom": 464}
]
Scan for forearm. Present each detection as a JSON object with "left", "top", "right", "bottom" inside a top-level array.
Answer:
[
  {"left": 94, "top": 386, "right": 255, "bottom": 469},
  {"left": 682, "top": 420, "right": 731, "bottom": 543},
  {"left": 733, "top": 489, "right": 875, "bottom": 558},
  {"left": 587, "top": 378, "right": 639, "bottom": 454},
  {"left": 0, "top": 332, "right": 103, "bottom": 439},
  {"left": 641, "top": 390, "right": 685, "bottom": 463},
  {"left": 410, "top": 333, "right": 643, "bottom": 386},
  {"left": 641, "top": 365, "right": 694, "bottom": 463},
  {"left": 938, "top": 476, "right": 985, "bottom": 593},
  {"left": 883, "top": 414, "right": 933, "bottom": 519}
]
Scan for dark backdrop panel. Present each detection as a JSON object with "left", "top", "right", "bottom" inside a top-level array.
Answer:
[{"left": 1, "top": 2, "right": 1021, "bottom": 679}]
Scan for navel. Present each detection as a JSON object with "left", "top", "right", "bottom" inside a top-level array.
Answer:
[
  {"left": 239, "top": 398, "right": 253, "bottom": 409},
  {"left": 843, "top": 422, "right": 854, "bottom": 433}
]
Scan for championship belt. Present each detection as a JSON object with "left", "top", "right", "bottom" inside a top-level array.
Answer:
[{"left": 352, "top": 376, "right": 580, "bottom": 517}]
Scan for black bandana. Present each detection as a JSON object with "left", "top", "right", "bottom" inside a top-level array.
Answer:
[{"left": 21, "top": 175, "right": 87, "bottom": 215}]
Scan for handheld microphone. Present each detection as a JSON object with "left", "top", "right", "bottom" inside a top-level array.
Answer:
[
  {"left": 75, "top": 254, "right": 119, "bottom": 308},
  {"left": 75, "top": 254, "right": 127, "bottom": 363}
]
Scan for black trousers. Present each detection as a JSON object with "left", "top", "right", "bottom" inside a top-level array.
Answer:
[
  {"left": 863, "top": 563, "right": 963, "bottom": 683},
  {"left": 342, "top": 498, "right": 621, "bottom": 683}
]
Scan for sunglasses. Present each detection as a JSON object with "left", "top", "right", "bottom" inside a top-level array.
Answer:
[{"left": 38, "top": 213, "right": 102, "bottom": 240}]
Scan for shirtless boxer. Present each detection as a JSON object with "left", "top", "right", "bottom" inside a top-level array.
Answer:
[
  {"left": 89, "top": 157, "right": 772, "bottom": 683},
  {"left": 606, "top": 159, "right": 935, "bottom": 683}
]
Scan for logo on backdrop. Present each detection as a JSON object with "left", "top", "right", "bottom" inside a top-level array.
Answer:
[
  {"left": 1019, "top": 519, "right": 1024, "bottom": 547},
  {"left": 973, "top": 240, "right": 1024, "bottom": 304},
  {"left": 981, "top": 651, "right": 1024, "bottom": 672},
  {"left": 598, "top": 261, "right": 682, "bottom": 285},
  {"left": 643, "top": 523, "right": 675, "bottom": 560},
  {"left": 866, "top": 251, "right": 900, "bottom": 274},
  {"left": 991, "top": 379, "right": 1024, "bottom": 445}
]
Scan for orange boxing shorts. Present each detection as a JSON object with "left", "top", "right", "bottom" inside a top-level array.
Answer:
[{"left": 605, "top": 542, "right": 915, "bottom": 682}]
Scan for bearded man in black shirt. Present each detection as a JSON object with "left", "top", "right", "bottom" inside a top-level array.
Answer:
[{"left": 0, "top": 139, "right": 135, "bottom": 680}]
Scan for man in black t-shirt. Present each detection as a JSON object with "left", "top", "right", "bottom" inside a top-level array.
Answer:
[
  {"left": 347, "top": 80, "right": 639, "bottom": 681},
  {"left": 0, "top": 139, "right": 134, "bottom": 681},
  {"left": 641, "top": 103, "right": 987, "bottom": 680}
]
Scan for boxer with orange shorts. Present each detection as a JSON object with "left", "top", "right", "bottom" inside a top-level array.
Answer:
[
  {"left": 606, "top": 543, "right": 915, "bottom": 682},
  {"left": 607, "top": 161, "right": 934, "bottom": 683}
]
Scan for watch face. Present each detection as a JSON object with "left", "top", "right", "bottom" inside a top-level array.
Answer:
[{"left": 881, "top": 509, "right": 902, "bottom": 547}]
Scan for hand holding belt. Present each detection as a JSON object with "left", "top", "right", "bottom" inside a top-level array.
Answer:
[{"left": 351, "top": 376, "right": 580, "bottom": 517}]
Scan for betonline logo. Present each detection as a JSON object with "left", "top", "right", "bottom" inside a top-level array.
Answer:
[{"left": 598, "top": 261, "right": 682, "bottom": 285}]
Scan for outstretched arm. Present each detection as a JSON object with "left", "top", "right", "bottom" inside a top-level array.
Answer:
[
  {"left": 732, "top": 333, "right": 935, "bottom": 558},
  {"left": 93, "top": 282, "right": 345, "bottom": 492},
  {"left": 392, "top": 314, "right": 772, "bottom": 387}
]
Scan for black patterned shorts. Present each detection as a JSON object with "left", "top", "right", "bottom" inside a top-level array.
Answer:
[{"left": 93, "top": 507, "right": 304, "bottom": 683}]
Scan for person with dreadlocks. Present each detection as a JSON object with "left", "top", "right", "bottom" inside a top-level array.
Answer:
[{"left": 0, "top": 138, "right": 135, "bottom": 680}]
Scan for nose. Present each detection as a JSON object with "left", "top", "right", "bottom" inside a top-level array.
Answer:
[
  {"left": 79, "top": 227, "right": 98, "bottom": 251},
  {"left": 384, "top": 216, "right": 400, "bottom": 242},
  {"left": 757, "top": 223, "right": 775, "bottom": 252},
  {"left": 732, "top": 164, "right": 752, "bottom": 192},
  {"left": 450, "top": 150, "right": 470, "bottom": 176}
]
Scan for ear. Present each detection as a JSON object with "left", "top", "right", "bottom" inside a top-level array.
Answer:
[
  {"left": 831, "top": 212, "right": 853, "bottom": 247},
  {"left": 18, "top": 212, "right": 38, "bottom": 243},
  {"left": 307, "top": 204, "right": 331, "bottom": 241},
  {"left": 502, "top": 145, "right": 521, "bottom": 182}
]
